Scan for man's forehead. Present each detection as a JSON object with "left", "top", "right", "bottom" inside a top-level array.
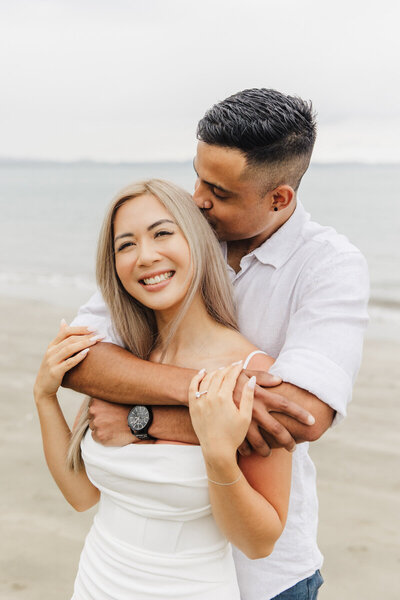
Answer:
[
  {"left": 194, "top": 142, "right": 247, "bottom": 185},
  {"left": 192, "top": 157, "right": 232, "bottom": 195}
]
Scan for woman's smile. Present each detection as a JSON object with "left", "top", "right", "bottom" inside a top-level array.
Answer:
[{"left": 138, "top": 269, "right": 176, "bottom": 291}]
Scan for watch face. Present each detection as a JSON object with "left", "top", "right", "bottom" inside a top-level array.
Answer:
[{"left": 128, "top": 406, "right": 150, "bottom": 432}]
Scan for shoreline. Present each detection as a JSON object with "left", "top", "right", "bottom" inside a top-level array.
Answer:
[{"left": 1, "top": 295, "right": 399, "bottom": 599}]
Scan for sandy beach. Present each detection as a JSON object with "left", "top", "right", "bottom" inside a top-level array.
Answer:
[{"left": 0, "top": 295, "right": 399, "bottom": 600}]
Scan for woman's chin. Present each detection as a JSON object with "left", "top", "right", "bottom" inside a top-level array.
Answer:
[{"left": 134, "top": 291, "right": 185, "bottom": 314}]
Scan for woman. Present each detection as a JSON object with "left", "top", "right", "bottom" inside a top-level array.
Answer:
[{"left": 34, "top": 179, "right": 292, "bottom": 599}]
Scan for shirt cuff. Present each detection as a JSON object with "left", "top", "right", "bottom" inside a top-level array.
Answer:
[
  {"left": 69, "top": 314, "right": 122, "bottom": 346},
  {"left": 268, "top": 349, "right": 353, "bottom": 426}
]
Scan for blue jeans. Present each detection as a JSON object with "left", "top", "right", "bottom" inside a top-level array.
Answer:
[{"left": 271, "top": 570, "right": 324, "bottom": 600}]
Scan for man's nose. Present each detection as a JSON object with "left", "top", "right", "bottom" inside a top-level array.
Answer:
[{"left": 193, "top": 180, "right": 213, "bottom": 210}]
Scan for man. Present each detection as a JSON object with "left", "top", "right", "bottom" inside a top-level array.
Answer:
[{"left": 64, "top": 88, "right": 369, "bottom": 599}]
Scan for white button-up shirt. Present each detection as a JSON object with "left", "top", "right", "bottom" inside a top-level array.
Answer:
[{"left": 71, "top": 200, "right": 369, "bottom": 599}]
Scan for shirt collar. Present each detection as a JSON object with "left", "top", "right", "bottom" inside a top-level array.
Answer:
[
  {"left": 222, "top": 200, "right": 310, "bottom": 272},
  {"left": 252, "top": 200, "right": 310, "bottom": 269}
]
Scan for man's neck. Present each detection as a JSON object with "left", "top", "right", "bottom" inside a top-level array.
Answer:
[
  {"left": 227, "top": 202, "right": 297, "bottom": 272},
  {"left": 227, "top": 241, "right": 254, "bottom": 273}
]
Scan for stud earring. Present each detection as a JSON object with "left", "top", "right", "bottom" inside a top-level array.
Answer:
[{"left": 273, "top": 206, "right": 278, "bottom": 212}]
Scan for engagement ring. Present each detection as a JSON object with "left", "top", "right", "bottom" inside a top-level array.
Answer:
[{"left": 195, "top": 390, "right": 208, "bottom": 398}]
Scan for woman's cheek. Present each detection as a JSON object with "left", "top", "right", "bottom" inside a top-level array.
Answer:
[{"left": 116, "top": 257, "right": 134, "bottom": 287}]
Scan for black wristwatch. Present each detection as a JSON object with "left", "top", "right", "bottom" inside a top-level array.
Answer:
[{"left": 127, "top": 405, "right": 154, "bottom": 440}]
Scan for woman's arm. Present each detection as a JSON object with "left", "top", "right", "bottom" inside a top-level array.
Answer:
[
  {"left": 36, "top": 394, "right": 100, "bottom": 511},
  {"left": 189, "top": 362, "right": 292, "bottom": 559},
  {"left": 34, "top": 322, "right": 101, "bottom": 512},
  {"left": 206, "top": 446, "right": 291, "bottom": 559}
]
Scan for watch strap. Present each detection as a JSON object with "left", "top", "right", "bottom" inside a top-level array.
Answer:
[{"left": 134, "top": 431, "right": 155, "bottom": 441}]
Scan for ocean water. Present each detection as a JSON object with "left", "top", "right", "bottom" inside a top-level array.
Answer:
[{"left": 1, "top": 161, "right": 399, "bottom": 341}]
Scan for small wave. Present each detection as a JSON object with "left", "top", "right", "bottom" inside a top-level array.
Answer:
[
  {"left": 0, "top": 270, "right": 95, "bottom": 290},
  {"left": 369, "top": 297, "right": 400, "bottom": 311}
]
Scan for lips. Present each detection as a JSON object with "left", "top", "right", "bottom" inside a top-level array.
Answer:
[{"left": 139, "top": 270, "right": 175, "bottom": 287}]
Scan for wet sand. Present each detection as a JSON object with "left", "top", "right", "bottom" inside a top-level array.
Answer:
[{"left": 0, "top": 296, "right": 398, "bottom": 599}]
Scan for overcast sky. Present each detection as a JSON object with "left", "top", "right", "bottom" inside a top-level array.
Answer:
[{"left": 1, "top": 0, "right": 399, "bottom": 163}]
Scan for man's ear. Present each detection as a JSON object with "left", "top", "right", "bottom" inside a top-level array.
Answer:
[{"left": 270, "top": 185, "right": 295, "bottom": 211}]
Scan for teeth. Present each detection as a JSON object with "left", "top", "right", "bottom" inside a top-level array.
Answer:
[{"left": 143, "top": 271, "right": 174, "bottom": 285}]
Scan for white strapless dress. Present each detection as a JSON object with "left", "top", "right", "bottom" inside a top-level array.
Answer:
[{"left": 72, "top": 434, "right": 241, "bottom": 600}]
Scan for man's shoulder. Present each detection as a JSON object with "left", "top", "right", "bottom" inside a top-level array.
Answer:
[
  {"left": 300, "top": 217, "right": 366, "bottom": 269},
  {"left": 278, "top": 216, "right": 369, "bottom": 297},
  {"left": 70, "top": 290, "right": 123, "bottom": 346},
  {"left": 76, "top": 290, "right": 110, "bottom": 317}
]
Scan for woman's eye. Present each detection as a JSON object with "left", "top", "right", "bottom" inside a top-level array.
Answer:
[
  {"left": 155, "top": 230, "right": 173, "bottom": 238},
  {"left": 117, "top": 241, "right": 135, "bottom": 252}
]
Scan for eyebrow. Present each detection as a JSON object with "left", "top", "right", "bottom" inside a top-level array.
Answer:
[
  {"left": 192, "top": 158, "right": 232, "bottom": 195},
  {"left": 114, "top": 219, "right": 175, "bottom": 243}
]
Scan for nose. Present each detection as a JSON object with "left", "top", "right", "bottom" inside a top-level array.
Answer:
[
  {"left": 137, "top": 239, "right": 160, "bottom": 267},
  {"left": 193, "top": 179, "right": 213, "bottom": 211}
]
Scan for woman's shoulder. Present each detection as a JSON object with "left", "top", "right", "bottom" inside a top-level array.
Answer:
[{"left": 220, "top": 330, "right": 274, "bottom": 370}]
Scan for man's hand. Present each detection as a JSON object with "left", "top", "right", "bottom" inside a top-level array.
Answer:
[
  {"left": 88, "top": 398, "right": 135, "bottom": 446},
  {"left": 233, "top": 370, "right": 317, "bottom": 456}
]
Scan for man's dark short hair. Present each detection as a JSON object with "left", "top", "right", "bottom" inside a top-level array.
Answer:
[{"left": 197, "top": 88, "right": 317, "bottom": 191}]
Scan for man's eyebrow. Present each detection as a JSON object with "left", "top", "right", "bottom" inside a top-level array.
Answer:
[
  {"left": 193, "top": 158, "right": 232, "bottom": 195},
  {"left": 114, "top": 219, "right": 175, "bottom": 243}
]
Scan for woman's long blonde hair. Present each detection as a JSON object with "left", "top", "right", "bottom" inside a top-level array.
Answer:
[{"left": 68, "top": 179, "right": 237, "bottom": 470}]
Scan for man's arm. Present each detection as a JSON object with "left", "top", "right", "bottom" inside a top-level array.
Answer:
[
  {"left": 64, "top": 342, "right": 330, "bottom": 441},
  {"left": 63, "top": 342, "right": 194, "bottom": 406},
  {"left": 67, "top": 343, "right": 315, "bottom": 453}
]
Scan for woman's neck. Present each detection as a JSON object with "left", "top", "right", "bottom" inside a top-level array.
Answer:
[{"left": 154, "top": 294, "right": 228, "bottom": 365}]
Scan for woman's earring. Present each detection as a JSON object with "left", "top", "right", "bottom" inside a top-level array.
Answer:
[{"left": 273, "top": 206, "right": 278, "bottom": 212}]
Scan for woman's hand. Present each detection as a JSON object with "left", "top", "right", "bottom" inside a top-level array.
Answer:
[
  {"left": 34, "top": 320, "right": 104, "bottom": 402},
  {"left": 188, "top": 362, "right": 256, "bottom": 463}
]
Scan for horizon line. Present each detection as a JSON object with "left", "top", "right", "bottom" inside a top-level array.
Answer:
[{"left": 1, "top": 156, "right": 399, "bottom": 168}]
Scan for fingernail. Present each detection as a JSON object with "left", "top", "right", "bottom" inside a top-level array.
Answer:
[
  {"left": 289, "top": 445, "right": 297, "bottom": 453},
  {"left": 86, "top": 325, "right": 97, "bottom": 332},
  {"left": 218, "top": 366, "right": 225, "bottom": 370},
  {"left": 232, "top": 360, "right": 243, "bottom": 366},
  {"left": 80, "top": 348, "right": 90, "bottom": 355},
  {"left": 90, "top": 334, "right": 105, "bottom": 342},
  {"left": 60, "top": 318, "right": 68, "bottom": 327},
  {"left": 198, "top": 368, "right": 206, "bottom": 376},
  {"left": 247, "top": 376, "right": 256, "bottom": 389},
  {"left": 269, "top": 374, "right": 281, "bottom": 383},
  {"left": 307, "top": 415, "right": 315, "bottom": 425}
]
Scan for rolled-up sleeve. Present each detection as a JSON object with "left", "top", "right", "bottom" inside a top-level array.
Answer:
[
  {"left": 269, "top": 250, "right": 369, "bottom": 425},
  {"left": 70, "top": 290, "right": 123, "bottom": 346}
]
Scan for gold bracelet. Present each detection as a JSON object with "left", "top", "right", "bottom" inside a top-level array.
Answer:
[{"left": 207, "top": 472, "right": 242, "bottom": 486}]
